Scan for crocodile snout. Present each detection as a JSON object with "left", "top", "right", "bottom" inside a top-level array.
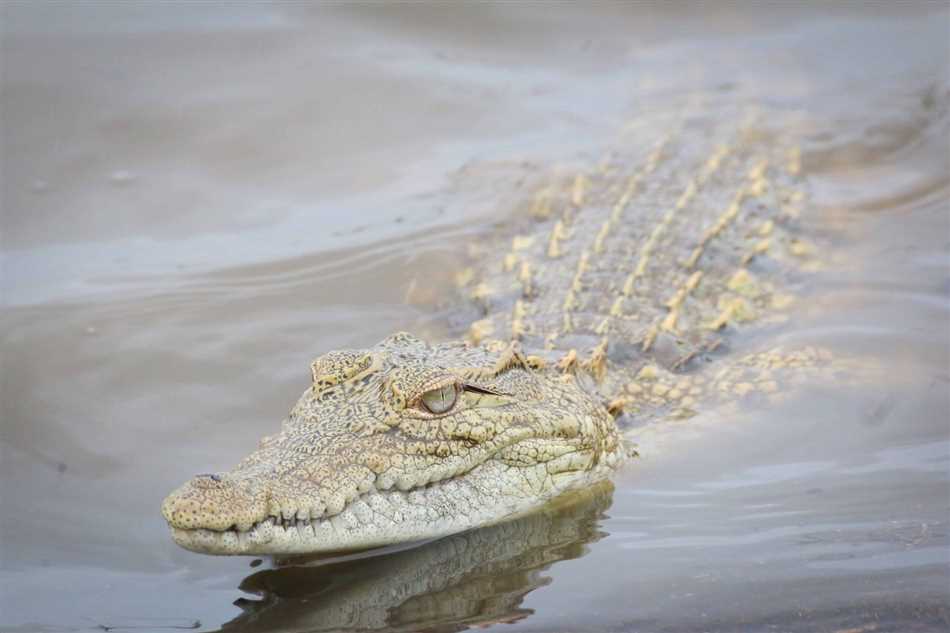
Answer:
[{"left": 161, "top": 473, "right": 268, "bottom": 532}]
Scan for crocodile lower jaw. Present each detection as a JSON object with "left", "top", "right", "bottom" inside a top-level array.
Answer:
[
  {"left": 169, "top": 491, "right": 517, "bottom": 556},
  {"left": 168, "top": 456, "right": 619, "bottom": 556}
]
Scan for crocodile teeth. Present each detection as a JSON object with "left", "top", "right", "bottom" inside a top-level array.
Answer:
[
  {"left": 280, "top": 508, "right": 297, "bottom": 523},
  {"left": 325, "top": 494, "right": 345, "bottom": 516},
  {"left": 251, "top": 518, "right": 274, "bottom": 543}
]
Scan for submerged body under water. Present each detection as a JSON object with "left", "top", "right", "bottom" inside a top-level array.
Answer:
[{"left": 1, "top": 3, "right": 948, "bottom": 632}]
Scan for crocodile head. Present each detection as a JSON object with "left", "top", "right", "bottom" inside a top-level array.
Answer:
[{"left": 162, "top": 332, "right": 621, "bottom": 555}]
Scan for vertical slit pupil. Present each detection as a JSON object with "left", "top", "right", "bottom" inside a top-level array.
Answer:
[{"left": 423, "top": 384, "right": 457, "bottom": 413}]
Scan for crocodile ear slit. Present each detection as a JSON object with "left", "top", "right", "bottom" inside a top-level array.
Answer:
[{"left": 463, "top": 383, "right": 508, "bottom": 397}]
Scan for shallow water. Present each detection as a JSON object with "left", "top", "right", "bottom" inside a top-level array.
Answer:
[{"left": 1, "top": 3, "right": 948, "bottom": 632}]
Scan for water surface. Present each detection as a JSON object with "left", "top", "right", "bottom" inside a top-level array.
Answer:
[{"left": 1, "top": 3, "right": 948, "bottom": 632}]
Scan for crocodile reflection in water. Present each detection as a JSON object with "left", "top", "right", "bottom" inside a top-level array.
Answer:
[{"left": 214, "top": 484, "right": 612, "bottom": 633}]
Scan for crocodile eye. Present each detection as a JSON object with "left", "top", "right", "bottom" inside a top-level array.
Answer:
[{"left": 420, "top": 384, "right": 458, "bottom": 414}]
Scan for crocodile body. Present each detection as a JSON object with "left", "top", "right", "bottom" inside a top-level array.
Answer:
[{"left": 163, "top": 101, "right": 820, "bottom": 555}]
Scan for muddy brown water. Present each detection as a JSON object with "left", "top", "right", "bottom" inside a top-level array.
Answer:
[{"left": 1, "top": 3, "right": 948, "bottom": 632}]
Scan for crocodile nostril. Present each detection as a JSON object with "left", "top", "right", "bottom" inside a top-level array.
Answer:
[{"left": 196, "top": 473, "right": 222, "bottom": 482}]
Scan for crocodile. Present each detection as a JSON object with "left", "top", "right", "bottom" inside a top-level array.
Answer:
[{"left": 163, "top": 100, "right": 828, "bottom": 556}]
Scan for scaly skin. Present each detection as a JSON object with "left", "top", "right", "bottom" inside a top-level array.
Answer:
[
  {"left": 163, "top": 334, "right": 621, "bottom": 554},
  {"left": 163, "top": 102, "right": 827, "bottom": 555}
]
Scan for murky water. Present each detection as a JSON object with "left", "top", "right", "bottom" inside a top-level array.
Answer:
[{"left": 2, "top": 3, "right": 948, "bottom": 632}]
